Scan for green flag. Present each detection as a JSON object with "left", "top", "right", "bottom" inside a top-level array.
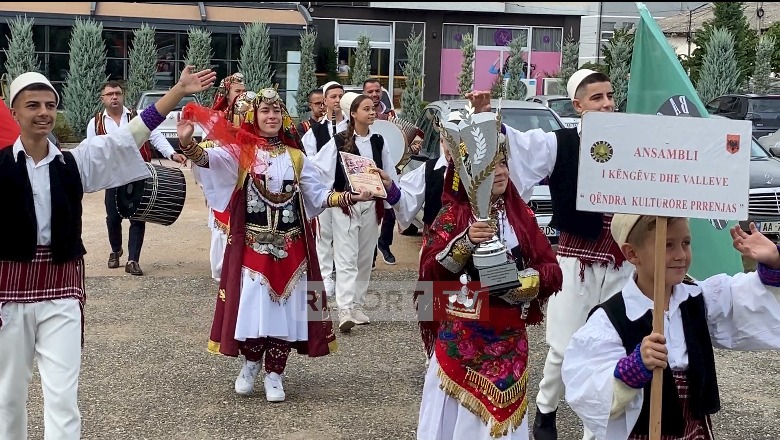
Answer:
[{"left": 626, "top": 2, "right": 744, "bottom": 279}]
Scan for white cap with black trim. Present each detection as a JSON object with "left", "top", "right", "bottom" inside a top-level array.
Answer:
[
  {"left": 566, "top": 68, "right": 598, "bottom": 100},
  {"left": 322, "top": 81, "right": 343, "bottom": 95},
  {"left": 9, "top": 72, "right": 60, "bottom": 107}
]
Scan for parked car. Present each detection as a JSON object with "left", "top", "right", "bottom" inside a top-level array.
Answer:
[
  {"left": 135, "top": 90, "right": 204, "bottom": 151},
  {"left": 705, "top": 94, "right": 780, "bottom": 139},
  {"left": 401, "top": 99, "right": 564, "bottom": 245},
  {"left": 526, "top": 94, "right": 579, "bottom": 129}
]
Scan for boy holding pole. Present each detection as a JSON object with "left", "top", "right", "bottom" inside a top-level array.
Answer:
[{"left": 562, "top": 214, "right": 780, "bottom": 439}]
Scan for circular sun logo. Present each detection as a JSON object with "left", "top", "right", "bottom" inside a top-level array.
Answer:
[{"left": 590, "top": 140, "right": 613, "bottom": 163}]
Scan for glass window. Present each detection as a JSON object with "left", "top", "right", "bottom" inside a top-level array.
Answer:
[
  {"left": 33, "top": 25, "right": 46, "bottom": 52},
  {"left": 548, "top": 98, "right": 577, "bottom": 118},
  {"left": 230, "top": 34, "right": 242, "bottom": 60},
  {"left": 477, "top": 27, "right": 528, "bottom": 48},
  {"left": 106, "top": 58, "right": 126, "bottom": 81},
  {"left": 211, "top": 60, "right": 229, "bottom": 83},
  {"left": 338, "top": 22, "right": 392, "bottom": 43},
  {"left": 274, "top": 36, "right": 300, "bottom": 62},
  {"left": 531, "top": 27, "right": 563, "bottom": 52},
  {"left": 156, "top": 33, "right": 177, "bottom": 62},
  {"left": 211, "top": 33, "right": 229, "bottom": 59},
  {"left": 442, "top": 24, "right": 473, "bottom": 50},
  {"left": 103, "top": 30, "right": 127, "bottom": 58},
  {"left": 49, "top": 26, "right": 71, "bottom": 53},
  {"left": 48, "top": 54, "right": 70, "bottom": 82}
]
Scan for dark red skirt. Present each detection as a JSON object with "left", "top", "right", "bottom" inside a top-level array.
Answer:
[{"left": 628, "top": 371, "right": 714, "bottom": 440}]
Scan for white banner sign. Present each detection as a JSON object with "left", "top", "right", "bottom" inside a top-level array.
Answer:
[{"left": 577, "top": 112, "right": 751, "bottom": 220}]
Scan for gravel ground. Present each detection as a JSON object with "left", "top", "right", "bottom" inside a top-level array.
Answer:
[{"left": 20, "top": 267, "right": 780, "bottom": 440}]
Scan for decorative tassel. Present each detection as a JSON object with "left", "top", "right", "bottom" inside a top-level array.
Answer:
[
  {"left": 464, "top": 367, "right": 528, "bottom": 409},
  {"left": 436, "top": 368, "right": 529, "bottom": 438}
]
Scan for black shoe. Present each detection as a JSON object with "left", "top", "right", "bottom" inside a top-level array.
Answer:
[
  {"left": 379, "top": 246, "right": 396, "bottom": 265},
  {"left": 107, "top": 249, "right": 123, "bottom": 269},
  {"left": 125, "top": 261, "right": 143, "bottom": 276},
  {"left": 532, "top": 407, "right": 557, "bottom": 440}
]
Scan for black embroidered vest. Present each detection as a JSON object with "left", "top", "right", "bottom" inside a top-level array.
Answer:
[
  {"left": 311, "top": 120, "right": 335, "bottom": 154},
  {"left": 548, "top": 127, "right": 603, "bottom": 241},
  {"left": 589, "top": 288, "right": 720, "bottom": 436},
  {"left": 0, "top": 146, "right": 86, "bottom": 263},
  {"left": 423, "top": 158, "right": 446, "bottom": 226}
]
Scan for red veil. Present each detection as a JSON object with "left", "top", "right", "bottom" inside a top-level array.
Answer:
[{"left": 415, "top": 162, "right": 563, "bottom": 357}]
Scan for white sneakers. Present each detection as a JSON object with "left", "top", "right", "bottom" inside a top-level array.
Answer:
[
  {"left": 234, "top": 360, "right": 260, "bottom": 396},
  {"left": 352, "top": 307, "right": 370, "bottom": 325},
  {"left": 338, "top": 309, "right": 356, "bottom": 332},
  {"left": 264, "top": 372, "right": 285, "bottom": 402},
  {"left": 234, "top": 360, "right": 286, "bottom": 402}
]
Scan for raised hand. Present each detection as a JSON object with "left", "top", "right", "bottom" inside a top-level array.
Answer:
[
  {"left": 464, "top": 90, "right": 492, "bottom": 113},
  {"left": 178, "top": 65, "right": 217, "bottom": 95},
  {"left": 731, "top": 222, "right": 780, "bottom": 269},
  {"left": 176, "top": 115, "right": 195, "bottom": 146}
]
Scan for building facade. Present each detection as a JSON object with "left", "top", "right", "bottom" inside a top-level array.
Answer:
[
  {"left": 578, "top": 2, "right": 708, "bottom": 65},
  {"left": 308, "top": 2, "right": 595, "bottom": 104},
  {"left": 0, "top": 2, "right": 309, "bottom": 109}
]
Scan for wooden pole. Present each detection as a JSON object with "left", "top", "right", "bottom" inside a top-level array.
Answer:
[{"left": 649, "top": 216, "right": 668, "bottom": 440}]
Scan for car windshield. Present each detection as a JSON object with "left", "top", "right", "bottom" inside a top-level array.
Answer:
[
  {"left": 749, "top": 97, "right": 780, "bottom": 114},
  {"left": 547, "top": 98, "right": 578, "bottom": 118},
  {"left": 753, "top": 137, "right": 771, "bottom": 158},
  {"left": 499, "top": 108, "right": 564, "bottom": 132},
  {"left": 138, "top": 94, "right": 197, "bottom": 112}
]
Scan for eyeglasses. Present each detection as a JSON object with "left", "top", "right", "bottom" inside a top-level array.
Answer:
[
  {"left": 309, "top": 101, "right": 325, "bottom": 107},
  {"left": 102, "top": 91, "right": 123, "bottom": 97}
]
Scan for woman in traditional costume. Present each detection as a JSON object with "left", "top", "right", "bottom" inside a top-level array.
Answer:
[
  {"left": 200, "top": 73, "right": 246, "bottom": 281},
  {"left": 177, "top": 89, "right": 378, "bottom": 402},
  {"left": 415, "top": 137, "right": 562, "bottom": 439}
]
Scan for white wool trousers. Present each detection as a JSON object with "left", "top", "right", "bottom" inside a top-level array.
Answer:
[
  {"left": 331, "top": 201, "right": 380, "bottom": 310},
  {"left": 0, "top": 298, "right": 82, "bottom": 440}
]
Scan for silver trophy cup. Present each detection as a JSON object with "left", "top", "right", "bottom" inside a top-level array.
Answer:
[{"left": 440, "top": 105, "right": 519, "bottom": 292}]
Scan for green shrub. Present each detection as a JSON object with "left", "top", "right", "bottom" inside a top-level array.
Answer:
[{"left": 53, "top": 112, "right": 76, "bottom": 143}]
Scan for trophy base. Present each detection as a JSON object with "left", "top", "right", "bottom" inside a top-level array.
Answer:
[
  {"left": 476, "top": 260, "right": 521, "bottom": 294},
  {"left": 472, "top": 238, "right": 520, "bottom": 294},
  {"left": 473, "top": 238, "right": 508, "bottom": 268}
]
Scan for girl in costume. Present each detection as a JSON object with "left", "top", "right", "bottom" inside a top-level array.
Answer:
[
  {"left": 310, "top": 93, "right": 404, "bottom": 332},
  {"left": 200, "top": 73, "right": 246, "bottom": 281},
  {"left": 415, "top": 136, "right": 562, "bottom": 439},
  {"left": 177, "top": 89, "right": 382, "bottom": 402}
]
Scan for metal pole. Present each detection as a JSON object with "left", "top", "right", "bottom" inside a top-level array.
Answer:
[
  {"left": 596, "top": 2, "right": 603, "bottom": 62},
  {"left": 688, "top": 8, "right": 693, "bottom": 58}
]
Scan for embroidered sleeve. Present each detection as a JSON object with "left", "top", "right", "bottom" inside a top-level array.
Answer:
[
  {"left": 436, "top": 229, "right": 476, "bottom": 273},
  {"left": 181, "top": 138, "right": 209, "bottom": 167},
  {"left": 613, "top": 343, "right": 653, "bottom": 388},
  {"left": 757, "top": 259, "right": 780, "bottom": 287}
]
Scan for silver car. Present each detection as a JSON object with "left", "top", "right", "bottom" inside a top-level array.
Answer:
[
  {"left": 401, "top": 99, "right": 563, "bottom": 246},
  {"left": 135, "top": 90, "right": 204, "bottom": 151},
  {"left": 527, "top": 94, "right": 580, "bottom": 129}
]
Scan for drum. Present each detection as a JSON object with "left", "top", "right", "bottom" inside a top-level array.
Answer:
[
  {"left": 371, "top": 120, "right": 406, "bottom": 166},
  {"left": 116, "top": 163, "right": 187, "bottom": 226}
]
